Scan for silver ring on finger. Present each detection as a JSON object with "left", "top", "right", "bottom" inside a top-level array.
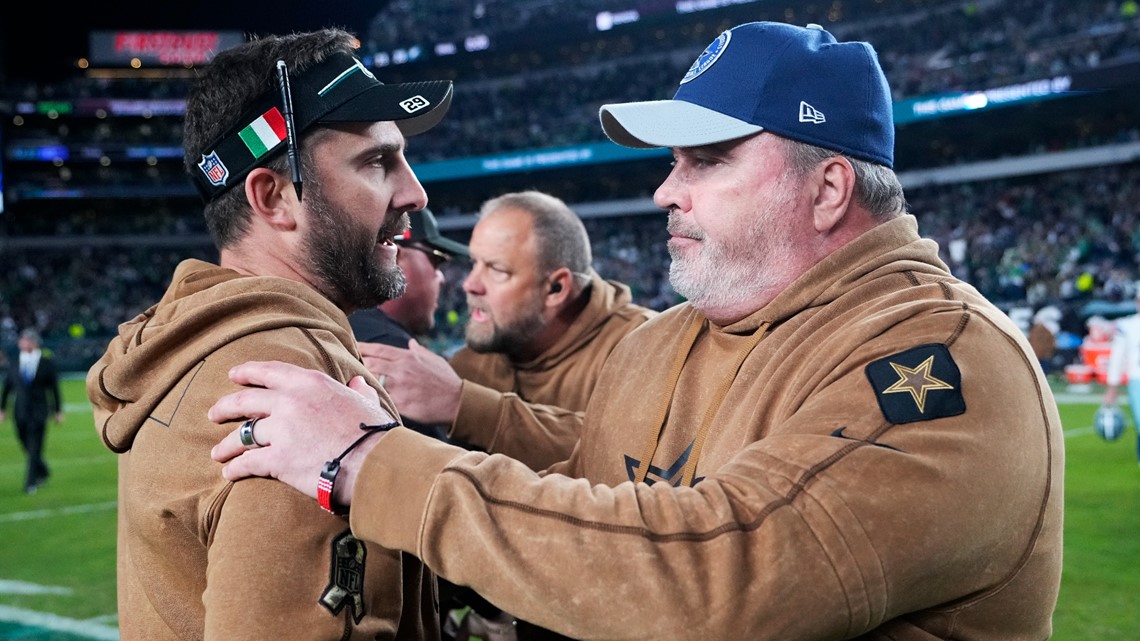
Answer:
[
  {"left": 378, "top": 374, "right": 388, "bottom": 387},
  {"left": 238, "top": 417, "right": 264, "bottom": 449}
]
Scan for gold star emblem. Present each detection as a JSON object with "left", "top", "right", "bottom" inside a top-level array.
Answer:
[{"left": 882, "top": 355, "right": 955, "bottom": 413}]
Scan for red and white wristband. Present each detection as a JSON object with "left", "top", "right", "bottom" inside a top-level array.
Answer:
[{"left": 318, "top": 421, "right": 399, "bottom": 515}]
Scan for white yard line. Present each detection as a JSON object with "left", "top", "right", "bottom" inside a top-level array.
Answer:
[
  {"left": 0, "top": 501, "right": 117, "bottom": 524},
  {"left": 0, "top": 605, "right": 120, "bottom": 640},
  {"left": 1053, "top": 392, "right": 1104, "bottom": 404},
  {"left": 0, "top": 580, "right": 72, "bottom": 595}
]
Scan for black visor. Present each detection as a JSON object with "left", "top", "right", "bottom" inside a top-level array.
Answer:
[{"left": 192, "top": 51, "right": 452, "bottom": 201}]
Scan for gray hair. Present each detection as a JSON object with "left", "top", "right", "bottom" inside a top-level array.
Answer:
[
  {"left": 19, "top": 329, "right": 40, "bottom": 344},
  {"left": 479, "top": 191, "right": 593, "bottom": 286},
  {"left": 782, "top": 138, "right": 907, "bottom": 221}
]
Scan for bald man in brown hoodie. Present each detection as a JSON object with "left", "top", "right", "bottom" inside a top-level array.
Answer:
[
  {"left": 360, "top": 190, "right": 657, "bottom": 471},
  {"left": 359, "top": 190, "right": 656, "bottom": 641}
]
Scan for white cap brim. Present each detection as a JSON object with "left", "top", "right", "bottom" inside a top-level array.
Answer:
[{"left": 599, "top": 99, "right": 763, "bottom": 149}]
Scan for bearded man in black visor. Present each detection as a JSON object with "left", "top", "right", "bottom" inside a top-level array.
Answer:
[{"left": 86, "top": 29, "right": 451, "bottom": 641}]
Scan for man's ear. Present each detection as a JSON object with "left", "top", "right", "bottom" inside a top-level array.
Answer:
[
  {"left": 812, "top": 156, "right": 855, "bottom": 234},
  {"left": 244, "top": 167, "right": 299, "bottom": 231},
  {"left": 545, "top": 267, "right": 573, "bottom": 306}
]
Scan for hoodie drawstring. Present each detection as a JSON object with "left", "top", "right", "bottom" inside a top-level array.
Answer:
[{"left": 632, "top": 313, "right": 767, "bottom": 486}]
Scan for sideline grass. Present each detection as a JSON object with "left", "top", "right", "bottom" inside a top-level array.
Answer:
[
  {"left": 1051, "top": 401, "right": 1140, "bottom": 639},
  {"left": 1, "top": 378, "right": 1138, "bottom": 639},
  {"left": 0, "top": 378, "right": 117, "bottom": 625}
]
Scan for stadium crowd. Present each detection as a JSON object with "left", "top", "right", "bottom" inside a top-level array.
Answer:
[
  {"left": 2, "top": 0, "right": 1136, "bottom": 164},
  {"left": 369, "top": 0, "right": 1140, "bottom": 160},
  {"left": 4, "top": 160, "right": 1140, "bottom": 370}
]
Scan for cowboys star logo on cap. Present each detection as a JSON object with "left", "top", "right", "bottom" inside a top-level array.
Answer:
[
  {"left": 682, "top": 30, "right": 730, "bottom": 84},
  {"left": 865, "top": 344, "right": 966, "bottom": 424}
]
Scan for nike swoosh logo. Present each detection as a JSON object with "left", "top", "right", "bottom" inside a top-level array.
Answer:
[{"left": 831, "top": 427, "right": 901, "bottom": 451}]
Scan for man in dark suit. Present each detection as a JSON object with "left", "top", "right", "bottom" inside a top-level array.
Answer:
[{"left": 1, "top": 329, "right": 63, "bottom": 493}]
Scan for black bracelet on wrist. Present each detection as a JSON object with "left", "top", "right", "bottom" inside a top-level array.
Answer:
[{"left": 317, "top": 421, "right": 399, "bottom": 515}]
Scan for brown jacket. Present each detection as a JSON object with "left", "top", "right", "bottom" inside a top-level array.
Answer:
[
  {"left": 87, "top": 259, "right": 436, "bottom": 641},
  {"left": 447, "top": 273, "right": 656, "bottom": 469},
  {"left": 348, "top": 216, "right": 1064, "bottom": 641}
]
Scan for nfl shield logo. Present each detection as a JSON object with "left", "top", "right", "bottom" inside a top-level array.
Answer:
[{"left": 198, "top": 151, "right": 228, "bottom": 187}]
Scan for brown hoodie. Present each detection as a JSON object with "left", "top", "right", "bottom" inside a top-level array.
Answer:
[
  {"left": 87, "top": 259, "right": 436, "bottom": 641},
  {"left": 346, "top": 216, "right": 1063, "bottom": 641},
  {"left": 447, "top": 273, "right": 656, "bottom": 469}
]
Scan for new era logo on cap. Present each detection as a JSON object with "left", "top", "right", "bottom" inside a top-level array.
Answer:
[{"left": 798, "top": 101, "right": 826, "bottom": 124}]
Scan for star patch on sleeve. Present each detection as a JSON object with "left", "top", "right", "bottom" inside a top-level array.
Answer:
[{"left": 865, "top": 343, "right": 966, "bottom": 424}]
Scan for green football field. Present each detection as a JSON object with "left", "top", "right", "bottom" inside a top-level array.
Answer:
[{"left": 1, "top": 378, "right": 1138, "bottom": 640}]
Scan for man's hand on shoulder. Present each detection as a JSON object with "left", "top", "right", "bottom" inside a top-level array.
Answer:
[{"left": 209, "top": 361, "right": 397, "bottom": 505}]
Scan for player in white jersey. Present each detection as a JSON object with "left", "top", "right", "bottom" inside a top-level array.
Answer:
[{"left": 1101, "top": 287, "right": 1140, "bottom": 465}]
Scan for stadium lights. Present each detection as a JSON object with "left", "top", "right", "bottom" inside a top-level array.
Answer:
[
  {"left": 900, "top": 76, "right": 1075, "bottom": 124},
  {"left": 464, "top": 34, "right": 490, "bottom": 52},
  {"left": 596, "top": 10, "right": 641, "bottom": 31}
]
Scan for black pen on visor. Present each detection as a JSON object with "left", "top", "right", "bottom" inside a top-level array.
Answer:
[{"left": 275, "top": 60, "right": 303, "bottom": 201}]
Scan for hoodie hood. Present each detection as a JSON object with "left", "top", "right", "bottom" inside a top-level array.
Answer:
[{"left": 87, "top": 259, "right": 358, "bottom": 453}]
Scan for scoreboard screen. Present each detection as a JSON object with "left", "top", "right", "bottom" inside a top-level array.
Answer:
[{"left": 89, "top": 30, "right": 246, "bottom": 67}]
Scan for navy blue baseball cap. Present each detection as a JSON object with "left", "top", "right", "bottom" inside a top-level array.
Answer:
[{"left": 599, "top": 22, "right": 895, "bottom": 168}]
